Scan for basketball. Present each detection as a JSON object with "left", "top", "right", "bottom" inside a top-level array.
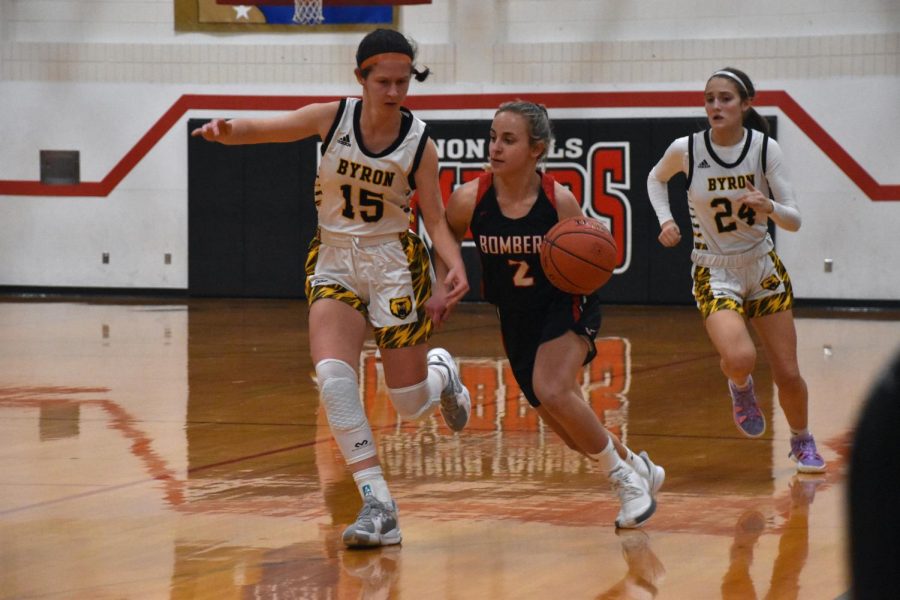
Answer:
[{"left": 540, "top": 217, "right": 617, "bottom": 295}]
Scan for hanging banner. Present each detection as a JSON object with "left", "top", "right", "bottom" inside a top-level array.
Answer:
[{"left": 175, "top": 0, "right": 432, "bottom": 31}]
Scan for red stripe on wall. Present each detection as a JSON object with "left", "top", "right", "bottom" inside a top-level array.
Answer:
[{"left": 1, "top": 91, "right": 896, "bottom": 200}]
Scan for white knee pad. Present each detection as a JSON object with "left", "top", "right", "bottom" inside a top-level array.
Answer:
[
  {"left": 389, "top": 378, "right": 437, "bottom": 421},
  {"left": 316, "top": 359, "right": 376, "bottom": 464}
]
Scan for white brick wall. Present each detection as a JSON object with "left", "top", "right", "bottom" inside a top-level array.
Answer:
[
  {"left": 3, "top": 0, "right": 899, "bottom": 85},
  {"left": 1, "top": 0, "right": 899, "bottom": 299}
]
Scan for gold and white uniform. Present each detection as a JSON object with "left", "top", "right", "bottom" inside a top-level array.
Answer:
[
  {"left": 315, "top": 97, "right": 427, "bottom": 236},
  {"left": 647, "top": 128, "right": 802, "bottom": 318},
  {"left": 306, "top": 98, "right": 434, "bottom": 348}
]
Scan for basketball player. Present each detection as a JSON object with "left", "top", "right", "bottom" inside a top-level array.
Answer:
[
  {"left": 434, "top": 101, "right": 664, "bottom": 529},
  {"left": 646, "top": 67, "right": 825, "bottom": 473},
  {"left": 192, "top": 28, "right": 472, "bottom": 547}
]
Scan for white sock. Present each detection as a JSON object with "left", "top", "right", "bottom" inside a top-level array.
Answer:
[
  {"left": 428, "top": 363, "right": 449, "bottom": 395},
  {"left": 352, "top": 466, "right": 392, "bottom": 504},
  {"left": 587, "top": 438, "right": 622, "bottom": 473},
  {"left": 790, "top": 427, "right": 810, "bottom": 438}
]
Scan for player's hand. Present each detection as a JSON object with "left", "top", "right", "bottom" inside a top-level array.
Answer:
[
  {"left": 191, "top": 118, "right": 231, "bottom": 142},
  {"left": 425, "top": 293, "right": 451, "bottom": 329},
  {"left": 442, "top": 263, "right": 470, "bottom": 309},
  {"left": 736, "top": 181, "right": 773, "bottom": 214},
  {"left": 658, "top": 220, "right": 682, "bottom": 247}
]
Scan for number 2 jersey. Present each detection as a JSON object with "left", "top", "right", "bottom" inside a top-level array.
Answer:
[
  {"left": 316, "top": 97, "right": 429, "bottom": 236},
  {"left": 469, "top": 172, "right": 576, "bottom": 310},
  {"left": 646, "top": 127, "right": 801, "bottom": 261}
]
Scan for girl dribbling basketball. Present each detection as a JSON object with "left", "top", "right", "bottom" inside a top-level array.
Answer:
[
  {"left": 435, "top": 100, "right": 665, "bottom": 529},
  {"left": 646, "top": 67, "right": 825, "bottom": 473}
]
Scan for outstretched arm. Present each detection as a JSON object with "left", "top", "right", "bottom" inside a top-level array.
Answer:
[{"left": 190, "top": 101, "right": 340, "bottom": 145}]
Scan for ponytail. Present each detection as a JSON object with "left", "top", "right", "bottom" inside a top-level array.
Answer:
[{"left": 743, "top": 107, "right": 769, "bottom": 135}]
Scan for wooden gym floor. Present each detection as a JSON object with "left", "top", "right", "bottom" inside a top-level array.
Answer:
[{"left": 1, "top": 296, "right": 897, "bottom": 599}]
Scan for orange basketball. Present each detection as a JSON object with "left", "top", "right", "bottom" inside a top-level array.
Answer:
[{"left": 540, "top": 217, "right": 617, "bottom": 295}]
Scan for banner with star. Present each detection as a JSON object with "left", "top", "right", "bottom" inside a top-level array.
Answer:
[{"left": 175, "top": 0, "right": 430, "bottom": 31}]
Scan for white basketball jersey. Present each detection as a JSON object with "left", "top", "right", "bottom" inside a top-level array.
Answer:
[
  {"left": 687, "top": 128, "right": 772, "bottom": 255},
  {"left": 315, "top": 97, "right": 429, "bottom": 236}
]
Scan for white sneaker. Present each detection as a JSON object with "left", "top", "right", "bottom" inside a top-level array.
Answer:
[
  {"left": 629, "top": 450, "right": 665, "bottom": 497},
  {"left": 609, "top": 463, "right": 656, "bottom": 529},
  {"left": 427, "top": 348, "right": 471, "bottom": 432}
]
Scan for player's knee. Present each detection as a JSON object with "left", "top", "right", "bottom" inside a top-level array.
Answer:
[
  {"left": 317, "top": 359, "right": 366, "bottom": 433},
  {"left": 316, "top": 359, "right": 376, "bottom": 463},
  {"left": 774, "top": 368, "right": 805, "bottom": 393},
  {"left": 389, "top": 379, "right": 435, "bottom": 421},
  {"left": 533, "top": 377, "right": 570, "bottom": 411},
  {"left": 721, "top": 346, "right": 756, "bottom": 375}
]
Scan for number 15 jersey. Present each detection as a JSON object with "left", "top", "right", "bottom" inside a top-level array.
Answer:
[{"left": 316, "top": 97, "right": 430, "bottom": 236}]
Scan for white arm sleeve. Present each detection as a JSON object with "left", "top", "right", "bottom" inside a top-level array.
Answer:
[
  {"left": 647, "top": 137, "right": 690, "bottom": 226},
  {"left": 764, "top": 139, "right": 802, "bottom": 231}
]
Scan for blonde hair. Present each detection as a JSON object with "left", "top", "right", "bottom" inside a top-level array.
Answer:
[{"left": 495, "top": 100, "right": 555, "bottom": 162}]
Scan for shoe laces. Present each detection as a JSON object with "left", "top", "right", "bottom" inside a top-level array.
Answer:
[
  {"left": 733, "top": 389, "right": 762, "bottom": 420},
  {"left": 610, "top": 467, "right": 644, "bottom": 502},
  {"left": 355, "top": 502, "right": 375, "bottom": 525},
  {"left": 793, "top": 437, "right": 821, "bottom": 461},
  {"left": 355, "top": 497, "right": 388, "bottom": 525}
]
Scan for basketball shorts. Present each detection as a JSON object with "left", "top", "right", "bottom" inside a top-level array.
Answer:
[
  {"left": 305, "top": 228, "right": 434, "bottom": 349},
  {"left": 692, "top": 249, "right": 794, "bottom": 319},
  {"left": 498, "top": 292, "right": 602, "bottom": 407}
]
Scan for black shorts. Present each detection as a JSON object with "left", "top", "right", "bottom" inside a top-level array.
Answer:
[{"left": 497, "top": 293, "right": 602, "bottom": 407}]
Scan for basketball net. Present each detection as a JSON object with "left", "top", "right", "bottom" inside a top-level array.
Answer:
[{"left": 293, "top": 0, "right": 324, "bottom": 25}]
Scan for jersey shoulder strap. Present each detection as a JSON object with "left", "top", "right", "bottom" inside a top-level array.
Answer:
[
  {"left": 540, "top": 172, "right": 558, "bottom": 209},
  {"left": 474, "top": 172, "right": 493, "bottom": 206},
  {"left": 408, "top": 122, "right": 431, "bottom": 190},
  {"left": 685, "top": 132, "right": 696, "bottom": 189},
  {"left": 320, "top": 98, "right": 348, "bottom": 155}
]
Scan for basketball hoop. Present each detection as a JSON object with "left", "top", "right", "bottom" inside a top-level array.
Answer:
[{"left": 293, "top": 0, "right": 324, "bottom": 25}]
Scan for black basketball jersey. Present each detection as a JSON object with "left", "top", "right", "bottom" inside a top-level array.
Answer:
[{"left": 469, "top": 172, "right": 569, "bottom": 309}]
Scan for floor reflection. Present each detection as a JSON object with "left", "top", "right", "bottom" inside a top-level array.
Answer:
[
  {"left": 0, "top": 299, "right": 896, "bottom": 599},
  {"left": 339, "top": 545, "right": 403, "bottom": 599},
  {"left": 721, "top": 475, "right": 824, "bottom": 600},
  {"left": 596, "top": 530, "right": 666, "bottom": 599}
]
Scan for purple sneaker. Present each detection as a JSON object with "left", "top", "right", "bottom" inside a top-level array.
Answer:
[
  {"left": 789, "top": 433, "right": 827, "bottom": 473},
  {"left": 729, "top": 376, "right": 766, "bottom": 438}
]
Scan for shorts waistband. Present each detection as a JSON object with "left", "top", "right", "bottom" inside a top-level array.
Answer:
[
  {"left": 318, "top": 228, "right": 403, "bottom": 248},
  {"left": 691, "top": 238, "right": 774, "bottom": 268}
]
